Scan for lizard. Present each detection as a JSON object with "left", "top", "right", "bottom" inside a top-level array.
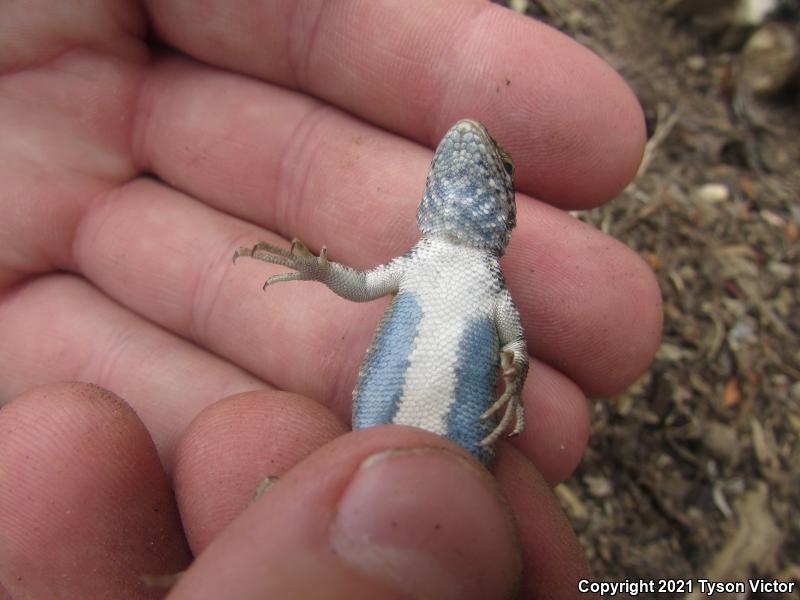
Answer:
[{"left": 233, "top": 119, "right": 528, "bottom": 467}]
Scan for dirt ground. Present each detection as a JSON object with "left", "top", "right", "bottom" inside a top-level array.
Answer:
[{"left": 500, "top": 1, "right": 800, "bottom": 597}]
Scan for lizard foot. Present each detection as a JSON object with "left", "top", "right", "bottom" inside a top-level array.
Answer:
[
  {"left": 233, "top": 238, "right": 330, "bottom": 289},
  {"left": 479, "top": 350, "right": 526, "bottom": 447}
]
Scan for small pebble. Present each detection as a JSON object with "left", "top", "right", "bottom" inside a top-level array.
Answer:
[
  {"left": 740, "top": 22, "right": 800, "bottom": 96},
  {"left": 766, "top": 261, "right": 793, "bottom": 281},
  {"left": 733, "top": 0, "right": 778, "bottom": 26},
  {"left": 687, "top": 54, "right": 707, "bottom": 71},
  {"left": 584, "top": 474, "right": 613, "bottom": 498},
  {"left": 696, "top": 182, "right": 730, "bottom": 203},
  {"left": 702, "top": 421, "right": 741, "bottom": 464}
]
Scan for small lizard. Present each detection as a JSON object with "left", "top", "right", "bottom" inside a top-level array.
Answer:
[{"left": 234, "top": 119, "right": 528, "bottom": 466}]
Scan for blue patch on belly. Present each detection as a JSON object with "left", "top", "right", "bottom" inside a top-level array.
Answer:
[
  {"left": 352, "top": 293, "right": 422, "bottom": 429},
  {"left": 448, "top": 317, "right": 499, "bottom": 466}
]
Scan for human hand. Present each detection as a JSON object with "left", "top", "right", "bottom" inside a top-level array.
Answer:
[{"left": 0, "top": 1, "right": 660, "bottom": 598}]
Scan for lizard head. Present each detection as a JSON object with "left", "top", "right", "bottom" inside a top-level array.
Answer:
[{"left": 417, "top": 119, "right": 516, "bottom": 255}]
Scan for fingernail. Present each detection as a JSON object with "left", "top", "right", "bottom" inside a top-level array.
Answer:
[{"left": 331, "top": 448, "right": 520, "bottom": 600}]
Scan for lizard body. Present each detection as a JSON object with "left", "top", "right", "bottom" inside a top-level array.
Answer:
[{"left": 235, "top": 119, "right": 528, "bottom": 466}]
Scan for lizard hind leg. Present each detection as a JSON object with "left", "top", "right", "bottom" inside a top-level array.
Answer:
[{"left": 479, "top": 350, "right": 525, "bottom": 447}]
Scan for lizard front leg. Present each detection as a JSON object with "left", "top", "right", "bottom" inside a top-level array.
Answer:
[{"left": 234, "top": 238, "right": 404, "bottom": 302}]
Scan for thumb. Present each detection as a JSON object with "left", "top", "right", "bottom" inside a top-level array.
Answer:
[{"left": 170, "top": 426, "right": 521, "bottom": 600}]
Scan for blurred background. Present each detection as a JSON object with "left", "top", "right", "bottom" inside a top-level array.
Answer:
[{"left": 497, "top": 1, "right": 799, "bottom": 597}]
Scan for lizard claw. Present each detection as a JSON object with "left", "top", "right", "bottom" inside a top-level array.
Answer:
[
  {"left": 479, "top": 350, "right": 525, "bottom": 447},
  {"left": 234, "top": 238, "right": 331, "bottom": 288},
  {"left": 232, "top": 246, "right": 252, "bottom": 263}
]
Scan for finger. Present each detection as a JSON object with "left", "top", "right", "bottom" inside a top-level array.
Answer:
[
  {"left": 0, "top": 275, "right": 266, "bottom": 468},
  {"left": 506, "top": 200, "right": 664, "bottom": 396},
  {"left": 171, "top": 426, "right": 524, "bottom": 600},
  {"left": 173, "top": 391, "right": 348, "bottom": 553},
  {"left": 512, "top": 358, "right": 590, "bottom": 484},
  {"left": 495, "top": 445, "right": 598, "bottom": 599},
  {"left": 0, "top": 382, "right": 191, "bottom": 598},
  {"left": 147, "top": 0, "right": 645, "bottom": 207}
]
